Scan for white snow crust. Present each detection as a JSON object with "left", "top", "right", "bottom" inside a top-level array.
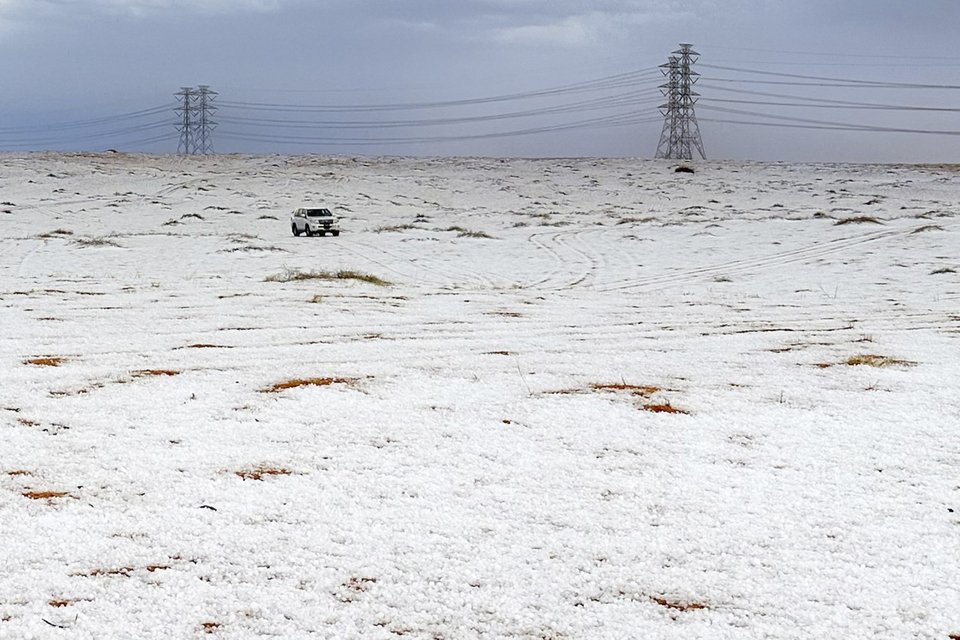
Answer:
[{"left": 1, "top": 153, "right": 958, "bottom": 639}]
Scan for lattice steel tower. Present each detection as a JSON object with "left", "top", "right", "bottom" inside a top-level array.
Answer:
[
  {"left": 655, "top": 44, "right": 706, "bottom": 160},
  {"left": 194, "top": 85, "right": 218, "bottom": 155},
  {"left": 174, "top": 85, "right": 217, "bottom": 155},
  {"left": 175, "top": 87, "right": 195, "bottom": 155}
]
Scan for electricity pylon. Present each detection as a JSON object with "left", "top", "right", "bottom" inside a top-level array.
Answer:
[
  {"left": 194, "top": 85, "right": 217, "bottom": 155},
  {"left": 175, "top": 87, "right": 195, "bottom": 155},
  {"left": 174, "top": 85, "right": 217, "bottom": 155},
  {"left": 655, "top": 44, "right": 706, "bottom": 160}
]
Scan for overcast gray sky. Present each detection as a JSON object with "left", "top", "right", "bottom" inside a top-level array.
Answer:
[{"left": 1, "top": 0, "right": 958, "bottom": 161}]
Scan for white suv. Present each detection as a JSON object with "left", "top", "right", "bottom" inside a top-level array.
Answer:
[{"left": 291, "top": 208, "right": 340, "bottom": 237}]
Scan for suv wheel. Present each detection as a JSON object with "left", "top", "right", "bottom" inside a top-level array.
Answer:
[{"left": 291, "top": 224, "right": 300, "bottom": 237}]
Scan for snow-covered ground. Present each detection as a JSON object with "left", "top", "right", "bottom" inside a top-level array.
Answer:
[{"left": 1, "top": 152, "right": 958, "bottom": 639}]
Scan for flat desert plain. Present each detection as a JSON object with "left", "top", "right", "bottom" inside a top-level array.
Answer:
[{"left": 1, "top": 153, "right": 959, "bottom": 639}]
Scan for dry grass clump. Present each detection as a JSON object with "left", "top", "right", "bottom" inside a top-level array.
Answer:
[
  {"left": 24, "top": 356, "right": 65, "bottom": 367},
  {"left": 37, "top": 228, "right": 74, "bottom": 238},
  {"left": 549, "top": 382, "right": 688, "bottom": 413},
  {"left": 132, "top": 369, "right": 180, "bottom": 378},
  {"left": 457, "top": 229, "right": 494, "bottom": 238},
  {"left": 74, "top": 564, "right": 168, "bottom": 578},
  {"left": 72, "top": 236, "right": 121, "bottom": 247},
  {"left": 220, "top": 245, "right": 287, "bottom": 253},
  {"left": 642, "top": 402, "right": 689, "bottom": 415},
  {"left": 22, "top": 490, "right": 70, "bottom": 500},
  {"left": 265, "top": 269, "right": 390, "bottom": 286},
  {"left": 817, "top": 354, "right": 916, "bottom": 368},
  {"left": 235, "top": 465, "right": 293, "bottom": 481},
  {"left": 649, "top": 595, "right": 706, "bottom": 611},
  {"left": 82, "top": 567, "right": 134, "bottom": 577},
  {"left": 591, "top": 383, "right": 659, "bottom": 397},
  {"left": 6, "top": 470, "right": 32, "bottom": 477},
  {"left": 201, "top": 622, "right": 221, "bottom": 634},
  {"left": 442, "top": 225, "right": 493, "bottom": 238},
  {"left": 911, "top": 224, "right": 944, "bottom": 234},
  {"left": 834, "top": 216, "right": 882, "bottom": 226},
  {"left": 844, "top": 354, "right": 915, "bottom": 368},
  {"left": 336, "top": 576, "right": 378, "bottom": 602},
  {"left": 48, "top": 600, "right": 73, "bottom": 608},
  {"left": 309, "top": 294, "right": 324, "bottom": 303},
  {"left": 374, "top": 224, "right": 419, "bottom": 233},
  {"left": 260, "top": 377, "right": 355, "bottom": 393}
]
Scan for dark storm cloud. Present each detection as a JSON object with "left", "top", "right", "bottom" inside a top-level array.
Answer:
[{"left": 1, "top": 0, "right": 957, "bottom": 161}]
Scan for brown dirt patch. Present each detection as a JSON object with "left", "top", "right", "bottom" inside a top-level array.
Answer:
[
  {"left": 48, "top": 600, "right": 73, "bottom": 608},
  {"left": 201, "top": 622, "right": 221, "bottom": 633}
]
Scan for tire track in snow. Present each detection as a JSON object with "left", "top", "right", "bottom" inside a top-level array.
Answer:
[{"left": 596, "top": 223, "right": 951, "bottom": 293}]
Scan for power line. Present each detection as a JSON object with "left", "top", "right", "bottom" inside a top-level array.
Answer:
[
  {"left": 698, "top": 104, "right": 960, "bottom": 135},
  {"left": 218, "top": 68, "right": 662, "bottom": 113},
  {"left": 700, "top": 63, "right": 960, "bottom": 90},
  {"left": 217, "top": 109, "right": 662, "bottom": 146}
]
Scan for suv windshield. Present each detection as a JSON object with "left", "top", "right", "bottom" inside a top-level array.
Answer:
[{"left": 306, "top": 209, "right": 332, "bottom": 217}]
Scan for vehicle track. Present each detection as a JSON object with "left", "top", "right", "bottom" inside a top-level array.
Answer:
[{"left": 597, "top": 222, "right": 952, "bottom": 293}]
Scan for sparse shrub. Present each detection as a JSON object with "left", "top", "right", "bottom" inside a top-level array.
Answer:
[
  {"left": 931, "top": 267, "right": 956, "bottom": 274},
  {"left": 674, "top": 165, "right": 695, "bottom": 174}
]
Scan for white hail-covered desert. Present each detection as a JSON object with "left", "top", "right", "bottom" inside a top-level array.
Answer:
[{"left": 1, "top": 152, "right": 958, "bottom": 639}]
